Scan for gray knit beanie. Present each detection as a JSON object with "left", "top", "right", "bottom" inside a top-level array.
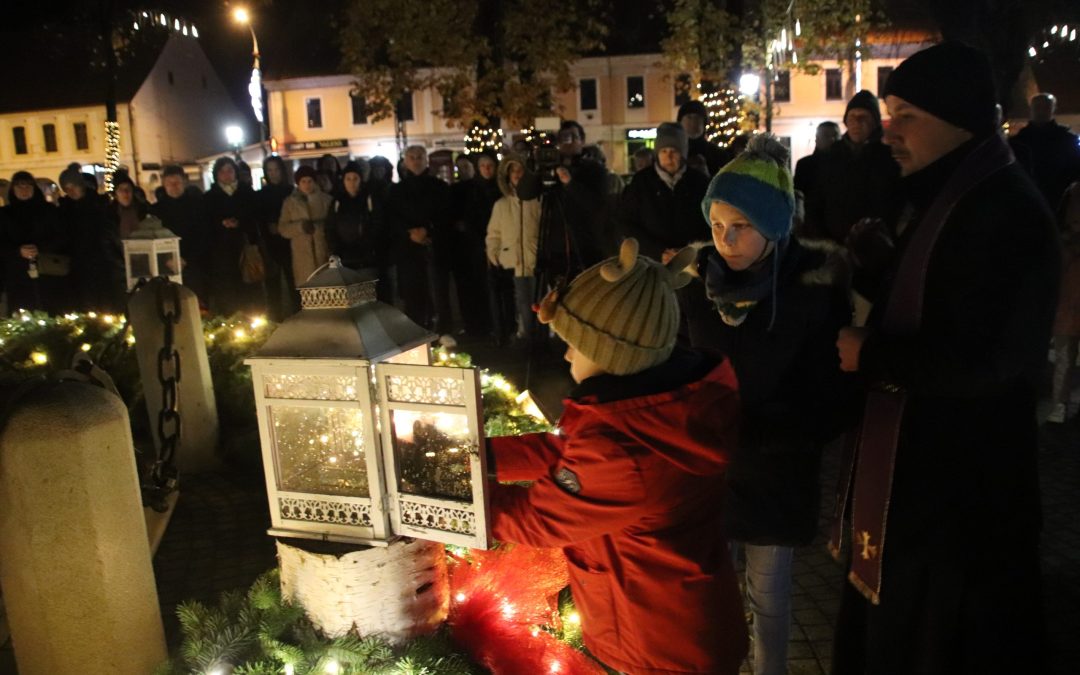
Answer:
[
  {"left": 536, "top": 239, "right": 696, "bottom": 375},
  {"left": 655, "top": 122, "right": 689, "bottom": 157}
]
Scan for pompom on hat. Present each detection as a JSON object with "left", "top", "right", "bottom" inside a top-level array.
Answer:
[
  {"left": 536, "top": 239, "right": 696, "bottom": 376},
  {"left": 701, "top": 134, "right": 795, "bottom": 241}
]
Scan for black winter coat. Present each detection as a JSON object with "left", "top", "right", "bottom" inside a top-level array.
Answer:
[
  {"left": 151, "top": 186, "right": 209, "bottom": 298},
  {"left": 617, "top": 164, "right": 711, "bottom": 261},
  {"left": 202, "top": 183, "right": 261, "bottom": 315},
  {"left": 537, "top": 156, "right": 612, "bottom": 284},
  {"left": 832, "top": 137, "right": 1061, "bottom": 675},
  {"left": 257, "top": 182, "right": 293, "bottom": 267},
  {"left": 326, "top": 189, "right": 388, "bottom": 271},
  {"left": 683, "top": 238, "right": 853, "bottom": 546},
  {"left": 60, "top": 192, "right": 123, "bottom": 312},
  {"left": 804, "top": 135, "right": 901, "bottom": 244},
  {"left": 1, "top": 189, "right": 68, "bottom": 313},
  {"left": 1011, "top": 119, "right": 1080, "bottom": 209}
]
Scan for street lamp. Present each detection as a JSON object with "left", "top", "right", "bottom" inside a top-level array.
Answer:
[
  {"left": 233, "top": 7, "right": 267, "bottom": 155},
  {"left": 225, "top": 125, "right": 244, "bottom": 159}
]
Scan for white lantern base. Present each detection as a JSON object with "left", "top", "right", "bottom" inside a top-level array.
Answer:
[{"left": 276, "top": 537, "right": 449, "bottom": 642}]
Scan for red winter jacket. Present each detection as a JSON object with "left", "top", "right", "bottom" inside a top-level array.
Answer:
[{"left": 489, "top": 357, "right": 749, "bottom": 675}]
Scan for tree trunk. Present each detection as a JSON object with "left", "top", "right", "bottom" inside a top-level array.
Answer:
[{"left": 277, "top": 538, "right": 449, "bottom": 642}]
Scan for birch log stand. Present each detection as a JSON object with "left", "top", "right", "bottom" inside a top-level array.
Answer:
[{"left": 276, "top": 537, "right": 449, "bottom": 642}]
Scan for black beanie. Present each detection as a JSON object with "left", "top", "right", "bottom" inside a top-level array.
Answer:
[
  {"left": 845, "top": 90, "right": 882, "bottom": 128},
  {"left": 884, "top": 41, "right": 998, "bottom": 137},
  {"left": 294, "top": 165, "right": 317, "bottom": 184},
  {"left": 677, "top": 99, "right": 707, "bottom": 121}
]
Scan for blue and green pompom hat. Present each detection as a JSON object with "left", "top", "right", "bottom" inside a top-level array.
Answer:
[{"left": 701, "top": 135, "right": 795, "bottom": 241}]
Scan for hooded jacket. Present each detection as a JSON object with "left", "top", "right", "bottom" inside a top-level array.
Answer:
[
  {"left": 485, "top": 155, "right": 541, "bottom": 276},
  {"left": 489, "top": 350, "right": 748, "bottom": 675}
]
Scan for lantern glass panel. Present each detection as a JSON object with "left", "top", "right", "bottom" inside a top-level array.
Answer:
[
  {"left": 270, "top": 405, "right": 369, "bottom": 497},
  {"left": 389, "top": 409, "right": 474, "bottom": 501},
  {"left": 157, "top": 250, "right": 179, "bottom": 276},
  {"left": 130, "top": 252, "right": 152, "bottom": 278},
  {"left": 264, "top": 373, "right": 360, "bottom": 401}
]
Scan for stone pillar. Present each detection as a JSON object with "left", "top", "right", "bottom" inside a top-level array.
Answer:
[
  {"left": 0, "top": 381, "right": 167, "bottom": 674},
  {"left": 277, "top": 538, "right": 449, "bottom": 642},
  {"left": 128, "top": 279, "right": 219, "bottom": 473}
]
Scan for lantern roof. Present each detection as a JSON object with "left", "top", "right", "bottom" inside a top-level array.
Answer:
[
  {"left": 124, "top": 214, "right": 180, "bottom": 240},
  {"left": 253, "top": 257, "right": 435, "bottom": 360}
]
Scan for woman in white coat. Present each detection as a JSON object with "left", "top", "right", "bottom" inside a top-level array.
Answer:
[
  {"left": 485, "top": 155, "right": 541, "bottom": 339},
  {"left": 278, "top": 165, "right": 334, "bottom": 287}
]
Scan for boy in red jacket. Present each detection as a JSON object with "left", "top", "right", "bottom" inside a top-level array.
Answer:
[{"left": 487, "top": 238, "right": 749, "bottom": 675}]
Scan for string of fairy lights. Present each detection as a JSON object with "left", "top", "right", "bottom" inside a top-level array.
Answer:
[
  {"left": 1029, "top": 21, "right": 1079, "bottom": 60},
  {"left": 463, "top": 124, "right": 505, "bottom": 156}
]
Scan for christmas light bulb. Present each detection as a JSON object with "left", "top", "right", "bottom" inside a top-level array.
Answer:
[
  {"left": 30, "top": 352, "right": 48, "bottom": 365},
  {"left": 324, "top": 660, "right": 340, "bottom": 674},
  {"left": 456, "top": 592, "right": 467, "bottom": 602}
]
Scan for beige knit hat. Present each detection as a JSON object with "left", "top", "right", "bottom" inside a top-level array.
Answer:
[{"left": 536, "top": 238, "right": 697, "bottom": 376}]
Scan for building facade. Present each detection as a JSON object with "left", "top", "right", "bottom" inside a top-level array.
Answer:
[
  {"left": 263, "top": 37, "right": 940, "bottom": 177},
  {"left": 0, "top": 33, "right": 247, "bottom": 195}
]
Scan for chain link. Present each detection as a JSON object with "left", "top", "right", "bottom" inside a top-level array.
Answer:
[{"left": 145, "top": 279, "right": 183, "bottom": 512}]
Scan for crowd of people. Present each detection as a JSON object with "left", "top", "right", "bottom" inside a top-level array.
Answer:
[{"left": 1, "top": 38, "right": 1078, "bottom": 675}]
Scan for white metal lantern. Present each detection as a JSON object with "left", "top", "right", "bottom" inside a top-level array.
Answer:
[
  {"left": 246, "top": 258, "right": 491, "bottom": 549},
  {"left": 122, "top": 215, "right": 182, "bottom": 290}
]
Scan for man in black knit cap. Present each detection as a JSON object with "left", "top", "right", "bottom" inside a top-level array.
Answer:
[
  {"left": 678, "top": 100, "right": 731, "bottom": 177},
  {"left": 804, "top": 89, "right": 901, "bottom": 245},
  {"left": 831, "top": 41, "right": 1060, "bottom": 675}
]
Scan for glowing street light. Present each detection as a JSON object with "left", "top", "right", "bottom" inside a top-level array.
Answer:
[
  {"left": 232, "top": 7, "right": 267, "bottom": 155},
  {"left": 739, "top": 72, "right": 762, "bottom": 96}
]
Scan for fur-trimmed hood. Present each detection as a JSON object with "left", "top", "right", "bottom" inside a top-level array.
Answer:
[
  {"left": 496, "top": 152, "right": 529, "bottom": 198},
  {"left": 682, "top": 236, "right": 849, "bottom": 288}
]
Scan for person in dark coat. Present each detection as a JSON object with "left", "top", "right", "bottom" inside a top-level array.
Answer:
[
  {"left": 448, "top": 152, "right": 500, "bottom": 337},
  {"left": 617, "top": 122, "right": 711, "bottom": 261},
  {"left": 793, "top": 121, "right": 840, "bottom": 197},
  {"left": 387, "top": 146, "right": 449, "bottom": 332},
  {"left": 257, "top": 155, "right": 296, "bottom": 319},
  {"left": 804, "top": 90, "right": 901, "bottom": 245},
  {"left": 326, "top": 160, "right": 393, "bottom": 302},
  {"left": 1, "top": 172, "right": 68, "bottom": 314},
  {"left": 108, "top": 170, "right": 148, "bottom": 240},
  {"left": 536, "top": 120, "right": 612, "bottom": 291},
  {"left": 151, "top": 165, "right": 209, "bottom": 303},
  {"left": 832, "top": 42, "right": 1060, "bottom": 675},
  {"left": 678, "top": 99, "right": 732, "bottom": 176},
  {"left": 57, "top": 165, "right": 116, "bottom": 312},
  {"left": 682, "top": 136, "right": 853, "bottom": 675},
  {"left": 491, "top": 238, "right": 748, "bottom": 675},
  {"left": 202, "top": 157, "right": 263, "bottom": 316},
  {"left": 1011, "top": 92, "right": 1080, "bottom": 210}
]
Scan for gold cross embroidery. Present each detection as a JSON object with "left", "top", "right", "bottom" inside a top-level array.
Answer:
[{"left": 858, "top": 530, "right": 879, "bottom": 560}]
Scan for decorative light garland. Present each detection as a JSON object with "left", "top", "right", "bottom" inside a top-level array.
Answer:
[
  {"left": 103, "top": 121, "right": 121, "bottom": 192},
  {"left": 463, "top": 123, "right": 505, "bottom": 157},
  {"left": 702, "top": 88, "right": 746, "bottom": 148}
]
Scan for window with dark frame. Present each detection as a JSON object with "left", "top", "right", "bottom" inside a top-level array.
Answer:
[
  {"left": 43, "top": 124, "right": 57, "bottom": 153},
  {"left": 13, "top": 126, "right": 27, "bottom": 155},
  {"left": 396, "top": 92, "right": 414, "bottom": 122},
  {"left": 674, "top": 73, "right": 693, "bottom": 107},
  {"left": 825, "top": 68, "right": 843, "bottom": 101},
  {"left": 351, "top": 94, "right": 368, "bottom": 125},
  {"left": 73, "top": 122, "right": 89, "bottom": 150},
  {"left": 877, "top": 66, "right": 894, "bottom": 98},
  {"left": 627, "top": 76, "right": 645, "bottom": 108},
  {"left": 306, "top": 98, "right": 323, "bottom": 128},
  {"left": 579, "top": 78, "right": 598, "bottom": 111},
  {"left": 774, "top": 71, "right": 791, "bottom": 102}
]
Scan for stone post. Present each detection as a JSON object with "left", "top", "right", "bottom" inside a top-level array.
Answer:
[
  {"left": 0, "top": 380, "right": 167, "bottom": 674},
  {"left": 128, "top": 279, "right": 219, "bottom": 472}
]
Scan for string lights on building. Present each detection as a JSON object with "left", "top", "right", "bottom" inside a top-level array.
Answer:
[{"left": 104, "top": 121, "right": 121, "bottom": 192}]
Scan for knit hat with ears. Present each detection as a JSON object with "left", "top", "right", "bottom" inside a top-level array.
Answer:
[{"left": 536, "top": 238, "right": 697, "bottom": 376}]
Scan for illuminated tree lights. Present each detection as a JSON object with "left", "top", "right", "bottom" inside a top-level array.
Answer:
[
  {"left": 703, "top": 88, "right": 746, "bottom": 148},
  {"left": 464, "top": 124, "right": 505, "bottom": 156}
]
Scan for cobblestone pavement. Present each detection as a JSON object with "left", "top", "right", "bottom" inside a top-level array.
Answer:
[{"left": 1, "top": 336, "right": 1077, "bottom": 674}]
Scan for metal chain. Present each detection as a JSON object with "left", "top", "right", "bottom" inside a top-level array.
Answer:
[{"left": 145, "top": 279, "right": 182, "bottom": 512}]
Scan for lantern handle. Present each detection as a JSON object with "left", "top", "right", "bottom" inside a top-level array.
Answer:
[{"left": 304, "top": 256, "right": 342, "bottom": 282}]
